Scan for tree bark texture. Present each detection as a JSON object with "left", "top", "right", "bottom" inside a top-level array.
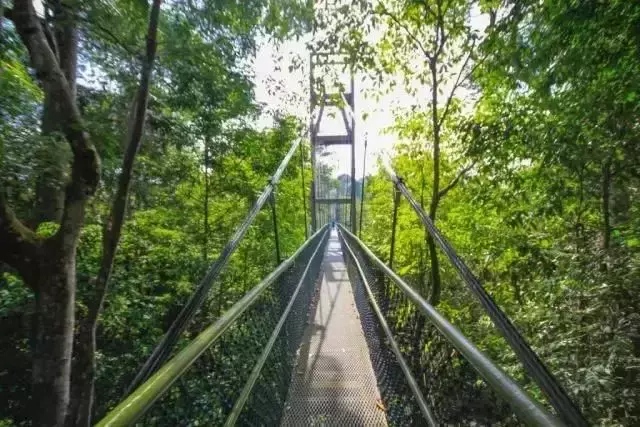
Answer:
[
  {"left": 428, "top": 56, "right": 442, "bottom": 306},
  {"left": 7, "top": 0, "right": 101, "bottom": 424},
  {"left": 34, "top": 0, "right": 79, "bottom": 226},
  {"left": 203, "top": 140, "right": 210, "bottom": 261},
  {"left": 32, "top": 248, "right": 77, "bottom": 427},
  {"left": 602, "top": 157, "right": 612, "bottom": 252}
]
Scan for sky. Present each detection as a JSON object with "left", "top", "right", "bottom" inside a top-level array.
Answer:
[
  {"left": 251, "top": 37, "right": 421, "bottom": 177},
  {"left": 251, "top": 7, "right": 488, "bottom": 178}
]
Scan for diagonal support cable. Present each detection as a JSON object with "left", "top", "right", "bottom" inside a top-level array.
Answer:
[
  {"left": 382, "top": 163, "right": 587, "bottom": 426},
  {"left": 269, "top": 190, "right": 281, "bottom": 265},
  {"left": 127, "top": 138, "right": 304, "bottom": 394}
]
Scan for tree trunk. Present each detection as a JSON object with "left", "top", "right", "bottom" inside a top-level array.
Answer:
[
  {"left": 428, "top": 59, "right": 442, "bottom": 306},
  {"left": 418, "top": 148, "right": 430, "bottom": 296},
  {"left": 602, "top": 157, "right": 612, "bottom": 252},
  {"left": 33, "top": 0, "right": 79, "bottom": 226},
  {"left": 600, "top": 157, "right": 612, "bottom": 273},
  {"left": 203, "top": 139, "right": 210, "bottom": 261},
  {"left": 32, "top": 249, "right": 76, "bottom": 427},
  {"left": 66, "top": 321, "right": 95, "bottom": 427},
  {"left": 67, "top": 3, "right": 161, "bottom": 425},
  {"left": 11, "top": 0, "right": 101, "bottom": 425},
  {"left": 511, "top": 271, "right": 524, "bottom": 306},
  {"left": 426, "top": 235, "right": 441, "bottom": 304}
]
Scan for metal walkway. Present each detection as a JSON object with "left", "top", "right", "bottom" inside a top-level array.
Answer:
[{"left": 281, "top": 230, "right": 387, "bottom": 426}]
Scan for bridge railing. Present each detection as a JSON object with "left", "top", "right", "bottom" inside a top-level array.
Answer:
[
  {"left": 381, "top": 164, "right": 587, "bottom": 426},
  {"left": 97, "top": 226, "right": 329, "bottom": 426},
  {"left": 126, "top": 138, "right": 308, "bottom": 394},
  {"left": 338, "top": 225, "right": 562, "bottom": 427}
]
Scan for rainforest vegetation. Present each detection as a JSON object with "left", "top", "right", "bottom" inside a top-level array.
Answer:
[{"left": 1, "top": 0, "right": 638, "bottom": 426}]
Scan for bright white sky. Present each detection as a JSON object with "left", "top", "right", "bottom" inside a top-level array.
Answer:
[
  {"left": 251, "top": 6, "right": 488, "bottom": 177},
  {"left": 252, "top": 37, "right": 417, "bottom": 177}
]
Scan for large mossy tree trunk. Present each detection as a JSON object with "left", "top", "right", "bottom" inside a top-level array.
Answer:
[
  {"left": 3, "top": 0, "right": 100, "bottom": 424},
  {"left": 33, "top": 0, "right": 79, "bottom": 227}
]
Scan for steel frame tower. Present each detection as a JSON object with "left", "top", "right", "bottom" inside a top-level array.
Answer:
[{"left": 309, "top": 52, "right": 357, "bottom": 233}]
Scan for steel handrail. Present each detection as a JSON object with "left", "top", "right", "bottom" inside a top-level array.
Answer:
[
  {"left": 97, "top": 225, "right": 328, "bottom": 427},
  {"left": 382, "top": 163, "right": 586, "bottom": 426},
  {"left": 338, "top": 224, "right": 563, "bottom": 427}
]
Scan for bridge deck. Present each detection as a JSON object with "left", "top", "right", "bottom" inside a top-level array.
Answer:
[{"left": 281, "top": 230, "right": 387, "bottom": 426}]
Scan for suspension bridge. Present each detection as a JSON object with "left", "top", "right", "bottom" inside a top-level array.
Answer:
[{"left": 96, "top": 55, "right": 587, "bottom": 426}]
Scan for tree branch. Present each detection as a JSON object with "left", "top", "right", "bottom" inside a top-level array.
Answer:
[
  {"left": 12, "top": 0, "right": 99, "bottom": 188},
  {"left": 12, "top": 0, "right": 100, "bottom": 249},
  {"left": 433, "top": 0, "right": 447, "bottom": 60},
  {"left": 91, "top": 0, "right": 161, "bottom": 322},
  {"left": 88, "top": 19, "right": 139, "bottom": 58},
  {"left": 378, "top": 6, "right": 433, "bottom": 62},
  {"left": 0, "top": 190, "right": 39, "bottom": 285},
  {"left": 418, "top": 0, "right": 437, "bottom": 20},
  {"left": 438, "top": 161, "right": 476, "bottom": 199},
  {"left": 439, "top": 45, "right": 483, "bottom": 127},
  {"left": 67, "top": 3, "right": 162, "bottom": 424}
]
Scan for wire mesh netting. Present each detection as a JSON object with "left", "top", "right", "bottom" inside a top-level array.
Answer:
[
  {"left": 339, "top": 230, "right": 520, "bottom": 426},
  {"left": 357, "top": 177, "right": 571, "bottom": 419},
  {"left": 140, "top": 229, "right": 329, "bottom": 426},
  {"left": 233, "top": 230, "right": 327, "bottom": 425}
]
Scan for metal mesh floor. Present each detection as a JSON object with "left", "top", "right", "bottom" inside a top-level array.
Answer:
[{"left": 281, "top": 230, "right": 387, "bottom": 426}]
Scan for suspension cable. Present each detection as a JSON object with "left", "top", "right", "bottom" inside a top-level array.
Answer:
[
  {"left": 269, "top": 191, "right": 281, "bottom": 265},
  {"left": 382, "top": 163, "right": 587, "bottom": 427}
]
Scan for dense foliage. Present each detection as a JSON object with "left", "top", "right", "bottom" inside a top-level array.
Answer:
[
  {"left": 1, "top": 0, "right": 311, "bottom": 425},
  {"left": 341, "top": 1, "right": 640, "bottom": 425},
  {"left": 1, "top": 0, "right": 638, "bottom": 426}
]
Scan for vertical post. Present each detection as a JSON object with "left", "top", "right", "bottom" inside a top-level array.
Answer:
[
  {"left": 349, "top": 71, "right": 357, "bottom": 234},
  {"left": 358, "top": 135, "right": 367, "bottom": 237},
  {"left": 309, "top": 53, "right": 317, "bottom": 232},
  {"left": 203, "top": 140, "right": 210, "bottom": 262},
  {"left": 299, "top": 142, "right": 308, "bottom": 239},
  {"left": 389, "top": 187, "right": 401, "bottom": 270},
  {"left": 269, "top": 190, "right": 281, "bottom": 265}
]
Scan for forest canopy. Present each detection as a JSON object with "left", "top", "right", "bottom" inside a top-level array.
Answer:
[{"left": 1, "top": 0, "right": 639, "bottom": 426}]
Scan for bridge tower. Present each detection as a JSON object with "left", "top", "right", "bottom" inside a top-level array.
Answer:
[{"left": 309, "top": 53, "right": 357, "bottom": 233}]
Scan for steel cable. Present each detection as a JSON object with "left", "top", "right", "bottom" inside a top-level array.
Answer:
[{"left": 382, "top": 164, "right": 587, "bottom": 426}]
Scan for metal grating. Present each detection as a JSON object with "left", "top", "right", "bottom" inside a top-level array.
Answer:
[{"left": 281, "top": 230, "right": 387, "bottom": 426}]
